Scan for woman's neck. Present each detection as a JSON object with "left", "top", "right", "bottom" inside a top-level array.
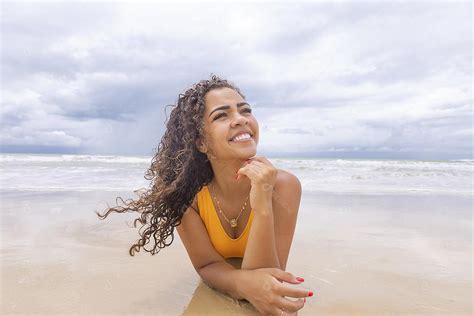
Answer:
[{"left": 209, "top": 158, "right": 251, "bottom": 199}]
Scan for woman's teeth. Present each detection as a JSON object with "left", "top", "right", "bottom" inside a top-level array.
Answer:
[{"left": 232, "top": 133, "right": 251, "bottom": 142}]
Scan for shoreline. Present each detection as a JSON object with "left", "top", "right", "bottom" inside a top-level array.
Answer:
[{"left": 1, "top": 190, "right": 472, "bottom": 315}]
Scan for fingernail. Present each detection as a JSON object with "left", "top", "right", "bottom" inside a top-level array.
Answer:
[
  {"left": 296, "top": 277, "right": 304, "bottom": 282},
  {"left": 308, "top": 291, "right": 313, "bottom": 297}
]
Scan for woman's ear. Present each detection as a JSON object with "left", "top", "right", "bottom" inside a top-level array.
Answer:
[{"left": 195, "top": 137, "right": 208, "bottom": 154}]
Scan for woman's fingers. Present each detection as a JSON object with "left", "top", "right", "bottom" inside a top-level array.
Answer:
[
  {"left": 269, "top": 269, "right": 303, "bottom": 284},
  {"left": 273, "top": 297, "right": 305, "bottom": 314},
  {"left": 275, "top": 283, "right": 313, "bottom": 299},
  {"left": 269, "top": 270, "right": 313, "bottom": 299},
  {"left": 237, "top": 161, "right": 272, "bottom": 183},
  {"left": 236, "top": 161, "right": 261, "bottom": 180},
  {"left": 240, "top": 157, "right": 268, "bottom": 171},
  {"left": 246, "top": 156, "right": 272, "bottom": 165},
  {"left": 245, "top": 268, "right": 309, "bottom": 316}
]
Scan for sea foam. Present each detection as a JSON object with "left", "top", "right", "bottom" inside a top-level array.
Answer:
[{"left": 1, "top": 154, "right": 472, "bottom": 195}]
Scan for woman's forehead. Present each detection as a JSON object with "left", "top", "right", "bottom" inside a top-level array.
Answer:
[{"left": 204, "top": 87, "right": 244, "bottom": 111}]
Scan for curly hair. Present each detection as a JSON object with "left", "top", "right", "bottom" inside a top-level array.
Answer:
[{"left": 96, "top": 75, "right": 246, "bottom": 256}]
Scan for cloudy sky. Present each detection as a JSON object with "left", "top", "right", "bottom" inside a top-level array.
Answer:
[{"left": 1, "top": 1, "right": 472, "bottom": 159}]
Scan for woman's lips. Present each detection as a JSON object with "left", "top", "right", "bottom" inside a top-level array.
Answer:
[
  {"left": 229, "top": 137, "right": 254, "bottom": 143},
  {"left": 229, "top": 132, "right": 252, "bottom": 142}
]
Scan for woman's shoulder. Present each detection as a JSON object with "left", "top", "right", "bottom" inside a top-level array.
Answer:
[
  {"left": 272, "top": 169, "right": 302, "bottom": 215},
  {"left": 189, "top": 191, "right": 200, "bottom": 214},
  {"left": 188, "top": 185, "right": 212, "bottom": 215},
  {"left": 274, "top": 168, "right": 301, "bottom": 192}
]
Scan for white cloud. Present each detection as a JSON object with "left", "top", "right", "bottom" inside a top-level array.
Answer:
[
  {"left": 2, "top": 128, "right": 82, "bottom": 147},
  {"left": 1, "top": 1, "right": 471, "bottom": 158}
]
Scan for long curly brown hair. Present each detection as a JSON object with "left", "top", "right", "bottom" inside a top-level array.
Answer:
[{"left": 96, "top": 75, "right": 246, "bottom": 256}]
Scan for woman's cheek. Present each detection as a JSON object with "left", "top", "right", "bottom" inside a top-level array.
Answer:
[{"left": 252, "top": 120, "right": 259, "bottom": 143}]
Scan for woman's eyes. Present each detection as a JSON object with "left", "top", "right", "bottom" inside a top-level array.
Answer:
[
  {"left": 213, "top": 112, "right": 226, "bottom": 120},
  {"left": 213, "top": 108, "right": 252, "bottom": 121}
]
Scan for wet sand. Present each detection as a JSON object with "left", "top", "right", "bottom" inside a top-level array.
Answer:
[{"left": 1, "top": 189, "right": 472, "bottom": 315}]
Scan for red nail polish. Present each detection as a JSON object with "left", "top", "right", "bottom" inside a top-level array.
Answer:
[
  {"left": 308, "top": 291, "right": 313, "bottom": 297},
  {"left": 296, "top": 277, "right": 304, "bottom": 282}
]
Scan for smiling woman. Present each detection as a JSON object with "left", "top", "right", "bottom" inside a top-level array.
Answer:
[{"left": 96, "top": 75, "right": 312, "bottom": 315}]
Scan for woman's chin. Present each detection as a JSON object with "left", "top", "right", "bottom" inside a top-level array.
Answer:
[
  {"left": 234, "top": 148, "right": 257, "bottom": 159},
  {"left": 225, "top": 140, "right": 258, "bottom": 159}
]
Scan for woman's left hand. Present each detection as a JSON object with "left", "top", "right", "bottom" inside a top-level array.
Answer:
[{"left": 236, "top": 156, "right": 277, "bottom": 209}]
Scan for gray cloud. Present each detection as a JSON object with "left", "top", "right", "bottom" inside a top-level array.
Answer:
[{"left": 1, "top": 1, "right": 472, "bottom": 159}]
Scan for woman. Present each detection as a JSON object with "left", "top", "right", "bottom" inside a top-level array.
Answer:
[{"left": 97, "top": 75, "right": 313, "bottom": 315}]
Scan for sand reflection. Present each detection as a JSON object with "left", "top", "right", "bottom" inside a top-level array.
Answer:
[{"left": 182, "top": 258, "right": 259, "bottom": 315}]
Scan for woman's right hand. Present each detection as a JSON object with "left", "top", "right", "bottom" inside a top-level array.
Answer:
[{"left": 237, "top": 268, "right": 312, "bottom": 315}]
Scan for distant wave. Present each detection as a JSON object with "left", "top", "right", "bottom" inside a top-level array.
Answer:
[
  {"left": 449, "top": 159, "right": 474, "bottom": 163},
  {"left": 0, "top": 154, "right": 152, "bottom": 164},
  {"left": 1, "top": 154, "right": 472, "bottom": 195}
]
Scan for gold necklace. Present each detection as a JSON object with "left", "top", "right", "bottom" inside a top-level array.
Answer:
[{"left": 209, "top": 183, "right": 249, "bottom": 228}]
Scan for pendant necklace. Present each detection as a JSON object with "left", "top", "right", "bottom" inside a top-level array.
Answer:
[{"left": 209, "top": 183, "right": 249, "bottom": 228}]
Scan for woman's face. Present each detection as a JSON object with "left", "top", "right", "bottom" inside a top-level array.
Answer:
[{"left": 199, "top": 87, "right": 259, "bottom": 161}]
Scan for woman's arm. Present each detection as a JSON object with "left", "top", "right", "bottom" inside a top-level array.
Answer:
[
  {"left": 197, "top": 260, "right": 246, "bottom": 300},
  {"left": 176, "top": 205, "right": 245, "bottom": 300},
  {"left": 175, "top": 207, "right": 257, "bottom": 301},
  {"left": 198, "top": 261, "right": 310, "bottom": 315},
  {"left": 241, "top": 198, "right": 281, "bottom": 270},
  {"left": 241, "top": 168, "right": 302, "bottom": 271}
]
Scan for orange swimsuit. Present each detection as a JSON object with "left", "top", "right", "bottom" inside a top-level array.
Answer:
[{"left": 196, "top": 185, "right": 254, "bottom": 258}]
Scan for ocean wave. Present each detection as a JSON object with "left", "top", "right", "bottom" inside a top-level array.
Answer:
[
  {"left": 1, "top": 185, "right": 471, "bottom": 196},
  {"left": 0, "top": 154, "right": 152, "bottom": 164},
  {"left": 1, "top": 154, "right": 472, "bottom": 195}
]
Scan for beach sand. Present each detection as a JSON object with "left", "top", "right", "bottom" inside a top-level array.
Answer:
[{"left": 1, "top": 189, "right": 472, "bottom": 315}]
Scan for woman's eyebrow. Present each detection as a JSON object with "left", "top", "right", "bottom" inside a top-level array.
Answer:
[{"left": 208, "top": 102, "right": 250, "bottom": 117}]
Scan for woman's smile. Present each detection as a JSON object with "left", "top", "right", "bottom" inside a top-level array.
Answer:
[
  {"left": 229, "top": 130, "right": 255, "bottom": 143},
  {"left": 229, "top": 134, "right": 254, "bottom": 143}
]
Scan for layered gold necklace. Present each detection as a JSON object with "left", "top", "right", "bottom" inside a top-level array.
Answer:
[{"left": 209, "top": 183, "right": 250, "bottom": 228}]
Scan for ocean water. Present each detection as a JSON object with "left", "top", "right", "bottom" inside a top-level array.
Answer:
[
  {"left": 1, "top": 154, "right": 472, "bottom": 314},
  {"left": 0, "top": 153, "right": 472, "bottom": 195}
]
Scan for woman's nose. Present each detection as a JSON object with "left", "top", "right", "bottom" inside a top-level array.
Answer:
[{"left": 231, "top": 113, "right": 249, "bottom": 126}]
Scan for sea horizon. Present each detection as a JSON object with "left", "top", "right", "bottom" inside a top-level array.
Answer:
[
  {"left": 1, "top": 151, "right": 472, "bottom": 161},
  {"left": 1, "top": 152, "right": 472, "bottom": 196}
]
